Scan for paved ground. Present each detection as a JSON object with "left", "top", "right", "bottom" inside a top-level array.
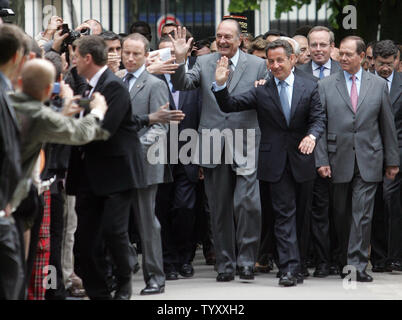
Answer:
[{"left": 130, "top": 249, "right": 402, "bottom": 300}]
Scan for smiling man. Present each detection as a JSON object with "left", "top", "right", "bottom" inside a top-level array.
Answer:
[
  {"left": 212, "top": 39, "right": 325, "bottom": 286},
  {"left": 169, "top": 20, "right": 267, "bottom": 283},
  {"left": 315, "top": 36, "right": 399, "bottom": 282}
]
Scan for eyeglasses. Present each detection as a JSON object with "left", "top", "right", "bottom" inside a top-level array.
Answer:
[{"left": 310, "top": 42, "right": 330, "bottom": 49}]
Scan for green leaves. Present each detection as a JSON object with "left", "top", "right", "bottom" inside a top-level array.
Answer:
[{"left": 228, "top": 0, "right": 262, "bottom": 13}]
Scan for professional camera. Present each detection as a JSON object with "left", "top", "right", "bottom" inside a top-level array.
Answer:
[
  {"left": 60, "top": 23, "right": 91, "bottom": 53},
  {"left": 0, "top": 0, "right": 15, "bottom": 18}
]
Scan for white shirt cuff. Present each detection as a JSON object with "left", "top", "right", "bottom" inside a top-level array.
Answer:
[
  {"left": 90, "top": 108, "right": 105, "bottom": 121},
  {"left": 212, "top": 81, "right": 227, "bottom": 92}
]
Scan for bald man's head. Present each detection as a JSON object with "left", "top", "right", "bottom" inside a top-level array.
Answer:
[{"left": 21, "top": 59, "right": 55, "bottom": 101}]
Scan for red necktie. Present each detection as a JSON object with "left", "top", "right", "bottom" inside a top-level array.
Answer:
[{"left": 350, "top": 75, "right": 358, "bottom": 113}]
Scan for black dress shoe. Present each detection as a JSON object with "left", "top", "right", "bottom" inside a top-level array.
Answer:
[
  {"left": 140, "top": 283, "right": 165, "bottom": 295},
  {"left": 216, "top": 273, "right": 234, "bottom": 282},
  {"left": 388, "top": 261, "right": 402, "bottom": 272},
  {"left": 255, "top": 262, "right": 272, "bottom": 273},
  {"left": 279, "top": 272, "right": 298, "bottom": 287},
  {"left": 329, "top": 264, "right": 340, "bottom": 275},
  {"left": 239, "top": 266, "right": 254, "bottom": 280},
  {"left": 276, "top": 270, "right": 283, "bottom": 278},
  {"left": 313, "top": 264, "right": 330, "bottom": 278},
  {"left": 371, "top": 263, "right": 388, "bottom": 273},
  {"left": 165, "top": 271, "right": 179, "bottom": 281},
  {"left": 179, "top": 264, "right": 194, "bottom": 278},
  {"left": 356, "top": 271, "right": 373, "bottom": 282},
  {"left": 113, "top": 279, "right": 132, "bottom": 300},
  {"left": 301, "top": 265, "right": 310, "bottom": 277}
]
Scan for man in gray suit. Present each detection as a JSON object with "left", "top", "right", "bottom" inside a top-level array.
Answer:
[
  {"left": 298, "top": 26, "right": 342, "bottom": 278},
  {"left": 117, "top": 33, "right": 170, "bottom": 295},
  {"left": 170, "top": 20, "right": 267, "bottom": 281},
  {"left": 315, "top": 36, "right": 400, "bottom": 282}
]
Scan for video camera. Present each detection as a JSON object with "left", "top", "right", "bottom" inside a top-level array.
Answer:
[
  {"left": 0, "top": 0, "right": 15, "bottom": 18},
  {"left": 60, "top": 23, "right": 91, "bottom": 53}
]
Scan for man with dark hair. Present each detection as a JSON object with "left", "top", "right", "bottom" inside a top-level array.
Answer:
[
  {"left": 316, "top": 36, "right": 399, "bottom": 282},
  {"left": 170, "top": 20, "right": 267, "bottom": 283},
  {"left": 248, "top": 38, "right": 268, "bottom": 59},
  {"left": 100, "top": 31, "right": 122, "bottom": 73},
  {"left": 212, "top": 39, "right": 325, "bottom": 286},
  {"left": 370, "top": 40, "right": 402, "bottom": 273},
  {"left": 129, "top": 21, "right": 152, "bottom": 43},
  {"left": 263, "top": 29, "right": 286, "bottom": 42},
  {"left": 0, "top": 22, "right": 26, "bottom": 300},
  {"left": 66, "top": 35, "right": 184, "bottom": 300},
  {"left": 161, "top": 22, "right": 178, "bottom": 37},
  {"left": 365, "top": 41, "right": 377, "bottom": 74}
]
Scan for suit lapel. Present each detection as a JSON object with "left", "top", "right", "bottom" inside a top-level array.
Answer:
[
  {"left": 335, "top": 71, "right": 355, "bottom": 113},
  {"left": 228, "top": 51, "right": 247, "bottom": 93},
  {"left": 390, "top": 72, "right": 402, "bottom": 107},
  {"left": 129, "top": 70, "right": 147, "bottom": 100},
  {"left": 290, "top": 75, "right": 305, "bottom": 121},
  {"left": 330, "top": 59, "right": 341, "bottom": 74},
  {"left": 356, "top": 70, "right": 371, "bottom": 111}
]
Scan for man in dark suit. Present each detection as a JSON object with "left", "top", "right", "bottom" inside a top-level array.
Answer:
[
  {"left": 370, "top": 40, "right": 402, "bottom": 272},
  {"left": 0, "top": 23, "right": 26, "bottom": 300},
  {"left": 298, "top": 26, "right": 342, "bottom": 277},
  {"left": 213, "top": 39, "right": 325, "bottom": 286},
  {"left": 66, "top": 35, "right": 184, "bottom": 300},
  {"left": 316, "top": 36, "right": 399, "bottom": 282},
  {"left": 153, "top": 35, "right": 203, "bottom": 281}
]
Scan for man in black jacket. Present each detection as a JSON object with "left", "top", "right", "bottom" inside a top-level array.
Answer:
[
  {"left": 213, "top": 40, "right": 325, "bottom": 286},
  {"left": 66, "top": 35, "right": 184, "bottom": 300}
]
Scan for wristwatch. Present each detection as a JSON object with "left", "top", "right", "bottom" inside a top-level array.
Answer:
[{"left": 309, "top": 134, "right": 316, "bottom": 141}]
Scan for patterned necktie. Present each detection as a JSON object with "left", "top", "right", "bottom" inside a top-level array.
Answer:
[
  {"left": 318, "top": 65, "right": 325, "bottom": 79},
  {"left": 124, "top": 73, "right": 134, "bottom": 89},
  {"left": 279, "top": 80, "right": 291, "bottom": 125},
  {"left": 226, "top": 60, "right": 234, "bottom": 88},
  {"left": 350, "top": 74, "right": 358, "bottom": 113}
]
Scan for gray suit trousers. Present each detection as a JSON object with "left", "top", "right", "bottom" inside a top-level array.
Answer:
[
  {"left": 204, "top": 163, "right": 261, "bottom": 274},
  {"left": 132, "top": 185, "right": 165, "bottom": 286},
  {"left": 332, "top": 162, "right": 377, "bottom": 273}
]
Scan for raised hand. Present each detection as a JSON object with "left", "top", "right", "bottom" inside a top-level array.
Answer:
[
  {"left": 215, "top": 56, "right": 230, "bottom": 86},
  {"left": 168, "top": 26, "right": 193, "bottom": 63}
]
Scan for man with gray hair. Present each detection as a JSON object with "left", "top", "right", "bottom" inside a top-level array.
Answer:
[
  {"left": 170, "top": 20, "right": 267, "bottom": 282},
  {"left": 293, "top": 35, "right": 310, "bottom": 65}
]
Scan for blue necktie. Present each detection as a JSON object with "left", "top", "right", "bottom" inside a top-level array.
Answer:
[
  {"left": 124, "top": 73, "right": 134, "bottom": 89},
  {"left": 319, "top": 65, "right": 325, "bottom": 79},
  {"left": 279, "top": 80, "right": 290, "bottom": 125}
]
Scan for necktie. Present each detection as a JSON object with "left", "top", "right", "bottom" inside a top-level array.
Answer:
[
  {"left": 83, "top": 83, "right": 93, "bottom": 98},
  {"left": 226, "top": 60, "right": 234, "bottom": 88},
  {"left": 350, "top": 75, "right": 358, "bottom": 113},
  {"left": 124, "top": 73, "right": 134, "bottom": 89},
  {"left": 318, "top": 65, "right": 325, "bottom": 79},
  {"left": 170, "top": 80, "right": 180, "bottom": 109},
  {"left": 386, "top": 78, "right": 391, "bottom": 93},
  {"left": 279, "top": 80, "right": 291, "bottom": 125}
]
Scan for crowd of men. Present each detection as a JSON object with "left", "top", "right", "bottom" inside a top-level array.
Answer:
[{"left": 0, "top": 13, "right": 401, "bottom": 300}]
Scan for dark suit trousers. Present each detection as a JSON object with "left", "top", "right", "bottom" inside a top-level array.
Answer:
[
  {"left": 371, "top": 172, "right": 402, "bottom": 265},
  {"left": 268, "top": 163, "right": 312, "bottom": 274},
  {"left": 309, "top": 176, "right": 331, "bottom": 266},
  {"left": 156, "top": 165, "right": 198, "bottom": 271},
  {"left": 257, "top": 181, "right": 276, "bottom": 265},
  {"left": 74, "top": 189, "right": 134, "bottom": 299},
  {"left": 332, "top": 164, "right": 377, "bottom": 273}
]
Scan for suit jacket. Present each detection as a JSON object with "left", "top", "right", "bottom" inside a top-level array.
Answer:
[
  {"left": 298, "top": 59, "right": 342, "bottom": 78},
  {"left": 0, "top": 74, "right": 21, "bottom": 210},
  {"left": 116, "top": 68, "right": 172, "bottom": 186},
  {"left": 315, "top": 69, "right": 400, "bottom": 183},
  {"left": 157, "top": 71, "right": 202, "bottom": 183},
  {"left": 390, "top": 72, "right": 402, "bottom": 162},
  {"left": 171, "top": 50, "right": 268, "bottom": 169},
  {"left": 213, "top": 73, "right": 325, "bottom": 183},
  {"left": 9, "top": 92, "right": 109, "bottom": 208},
  {"left": 66, "top": 68, "right": 148, "bottom": 196}
]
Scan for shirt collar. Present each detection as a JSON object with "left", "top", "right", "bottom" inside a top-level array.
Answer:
[
  {"left": 0, "top": 71, "right": 12, "bottom": 91},
  {"left": 344, "top": 67, "right": 363, "bottom": 81},
  {"left": 375, "top": 70, "right": 394, "bottom": 83},
  {"left": 88, "top": 65, "right": 108, "bottom": 89},
  {"left": 126, "top": 64, "right": 146, "bottom": 79},
  {"left": 312, "top": 59, "right": 332, "bottom": 71},
  {"left": 274, "top": 70, "right": 295, "bottom": 87}
]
